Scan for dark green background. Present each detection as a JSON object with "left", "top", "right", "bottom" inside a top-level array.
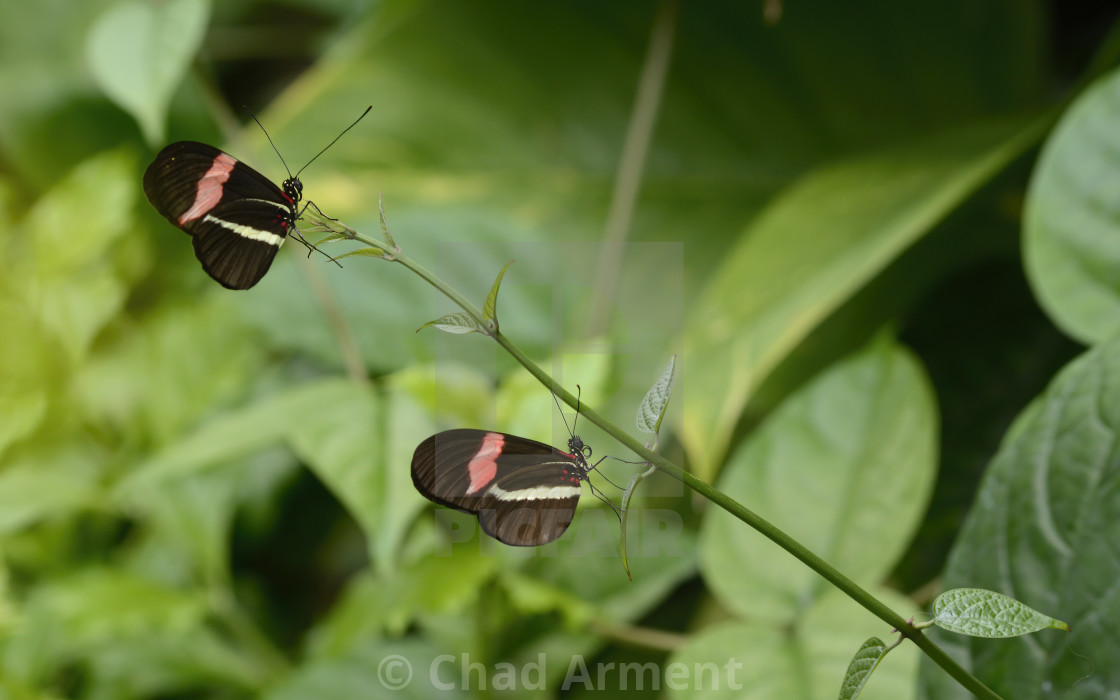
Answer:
[{"left": 0, "top": 1, "right": 1117, "bottom": 698}]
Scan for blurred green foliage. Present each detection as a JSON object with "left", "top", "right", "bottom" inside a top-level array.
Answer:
[{"left": 1, "top": 0, "right": 1118, "bottom": 698}]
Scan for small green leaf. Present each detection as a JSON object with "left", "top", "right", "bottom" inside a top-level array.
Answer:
[
  {"left": 315, "top": 231, "right": 350, "bottom": 245},
  {"left": 619, "top": 464, "right": 656, "bottom": 581},
  {"left": 839, "top": 637, "right": 889, "bottom": 700},
  {"left": 333, "top": 246, "right": 386, "bottom": 261},
  {"left": 932, "top": 588, "right": 1071, "bottom": 638},
  {"left": 636, "top": 354, "right": 676, "bottom": 435},
  {"left": 86, "top": 0, "right": 210, "bottom": 144},
  {"left": 378, "top": 194, "right": 398, "bottom": 251},
  {"left": 417, "top": 312, "right": 483, "bottom": 335},
  {"left": 483, "top": 260, "right": 514, "bottom": 330}
]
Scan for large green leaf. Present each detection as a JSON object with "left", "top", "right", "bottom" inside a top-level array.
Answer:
[
  {"left": 121, "top": 377, "right": 424, "bottom": 573},
  {"left": 240, "top": 0, "right": 1046, "bottom": 394},
  {"left": 120, "top": 379, "right": 361, "bottom": 489},
  {"left": 0, "top": 150, "right": 140, "bottom": 462},
  {"left": 0, "top": 0, "right": 137, "bottom": 189},
  {"left": 290, "top": 379, "right": 433, "bottom": 574},
  {"left": 86, "top": 0, "right": 210, "bottom": 144},
  {"left": 700, "top": 337, "right": 937, "bottom": 621},
  {"left": 1024, "top": 66, "right": 1120, "bottom": 344},
  {"left": 681, "top": 121, "right": 1040, "bottom": 477},
  {"left": 919, "top": 332, "right": 1120, "bottom": 699},
  {"left": 2, "top": 567, "right": 272, "bottom": 695},
  {"left": 16, "top": 149, "right": 139, "bottom": 365}
]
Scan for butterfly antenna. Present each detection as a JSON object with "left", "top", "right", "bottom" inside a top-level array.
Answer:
[
  {"left": 573, "top": 385, "right": 583, "bottom": 435},
  {"left": 551, "top": 386, "right": 576, "bottom": 438},
  {"left": 243, "top": 105, "right": 294, "bottom": 179},
  {"left": 295, "top": 105, "right": 372, "bottom": 178}
]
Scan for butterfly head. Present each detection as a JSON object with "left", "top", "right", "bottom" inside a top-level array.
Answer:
[
  {"left": 567, "top": 435, "right": 594, "bottom": 469},
  {"left": 283, "top": 177, "right": 303, "bottom": 204}
]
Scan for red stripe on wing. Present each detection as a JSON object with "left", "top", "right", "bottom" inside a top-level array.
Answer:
[
  {"left": 179, "top": 153, "right": 237, "bottom": 224},
  {"left": 466, "top": 432, "right": 504, "bottom": 494}
]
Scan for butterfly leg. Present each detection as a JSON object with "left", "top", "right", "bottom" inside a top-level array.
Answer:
[{"left": 289, "top": 223, "right": 344, "bottom": 268}]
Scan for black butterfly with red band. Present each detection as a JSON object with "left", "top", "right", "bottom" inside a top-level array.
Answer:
[
  {"left": 412, "top": 429, "right": 600, "bottom": 546},
  {"left": 143, "top": 106, "right": 370, "bottom": 289}
]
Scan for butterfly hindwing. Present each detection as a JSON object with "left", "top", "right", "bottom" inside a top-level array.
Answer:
[
  {"left": 476, "top": 459, "right": 585, "bottom": 546},
  {"left": 189, "top": 196, "right": 291, "bottom": 289}
]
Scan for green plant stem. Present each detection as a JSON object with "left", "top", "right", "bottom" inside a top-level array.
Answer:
[
  {"left": 333, "top": 225, "right": 1002, "bottom": 700},
  {"left": 589, "top": 619, "right": 688, "bottom": 653}
]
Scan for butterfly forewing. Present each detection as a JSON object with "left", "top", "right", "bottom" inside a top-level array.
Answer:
[
  {"left": 412, "top": 429, "right": 588, "bottom": 546},
  {"left": 143, "top": 142, "right": 227, "bottom": 221}
]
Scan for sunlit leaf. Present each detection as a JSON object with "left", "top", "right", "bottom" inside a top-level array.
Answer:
[
  {"left": 75, "top": 299, "right": 264, "bottom": 446},
  {"left": 1024, "top": 66, "right": 1120, "bottom": 344},
  {"left": 0, "top": 451, "right": 102, "bottom": 535},
  {"left": 0, "top": 302, "right": 54, "bottom": 459},
  {"left": 86, "top": 0, "right": 210, "bottom": 144},
  {"left": 21, "top": 150, "right": 137, "bottom": 363}
]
